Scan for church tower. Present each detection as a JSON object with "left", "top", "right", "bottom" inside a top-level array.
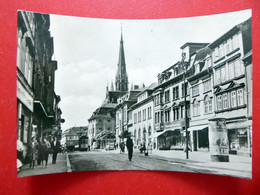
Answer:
[{"left": 115, "top": 29, "right": 128, "bottom": 92}]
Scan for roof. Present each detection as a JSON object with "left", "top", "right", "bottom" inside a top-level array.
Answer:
[
  {"left": 66, "top": 126, "right": 88, "bottom": 136},
  {"left": 208, "top": 17, "right": 251, "bottom": 49}
]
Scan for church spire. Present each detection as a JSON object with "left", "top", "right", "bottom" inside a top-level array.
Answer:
[{"left": 115, "top": 26, "right": 128, "bottom": 92}]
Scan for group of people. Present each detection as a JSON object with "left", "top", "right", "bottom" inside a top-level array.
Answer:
[{"left": 18, "top": 136, "right": 61, "bottom": 170}]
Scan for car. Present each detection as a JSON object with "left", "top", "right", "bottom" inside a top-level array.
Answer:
[{"left": 106, "top": 142, "right": 115, "bottom": 150}]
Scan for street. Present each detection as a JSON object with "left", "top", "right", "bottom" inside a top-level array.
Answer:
[
  {"left": 17, "top": 149, "right": 251, "bottom": 178},
  {"left": 68, "top": 149, "right": 213, "bottom": 174}
]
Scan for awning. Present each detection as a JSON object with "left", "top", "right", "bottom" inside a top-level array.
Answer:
[
  {"left": 227, "top": 120, "right": 252, "bottom": 129},
  {"left": 151, "top": 131, "right": 165, "bottom": 138},
  {"left": 151, "top": 129, "right": 180, "bottom": 138},
  {"left": 188, "top": 125, "right": 208, "bottom": 131}
]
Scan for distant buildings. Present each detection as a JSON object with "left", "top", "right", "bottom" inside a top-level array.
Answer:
[
  {"left": 88, "top": 17, "right": 252, "bottom": 158},
  {"left": 17, "top": 11, "right": 64, "bottom": 160},
  {"left": 64, "top": 126, "right": 88, "bottom": 150}
]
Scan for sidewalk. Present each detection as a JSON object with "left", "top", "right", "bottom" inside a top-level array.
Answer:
[
  {"left": 134, "top": 149, "right": 252, "bottom": 178},
  {"left": 18, "top": 153, "right": 68, "bottom": 177}
]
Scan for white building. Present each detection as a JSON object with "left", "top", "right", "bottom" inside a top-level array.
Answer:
[{"left": 130, "top": 83, "right": 157, "bottom": 149}]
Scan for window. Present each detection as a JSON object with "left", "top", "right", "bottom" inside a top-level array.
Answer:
[
  {"left": 192, "top": 85, "right": 199, "bottom": 97},
  {"left": 222, "top": 93, "right": 228, "bottom": 109},
  {"left": 173, "top": 86, "right": 179, "bottom": 100},
  {"left": 204, "top": 96, "right": 208, "bottom": 114},
  {"left": 226, "top": 38, "right": 232, "bottom": 53},
  {"left": 219, "top": 44, "right": 224, "bottom": 58},
  {"left": 237, "top": 89, "right": 244, "bottom": 106},
  {"left": 208, "top": 99, "right": 213, "bottom": 113},
  {"left": 231, "top": 91, "right": 237, "bottom": 107},
  {"left": 148, "top": 107, "right": 152, "bottom": 119},
  {"left": 215, "top": 68, "right": 221, "bottom": 85},
  {"left": 180, "top": 105, "right": 184, "bottom": 118},
  {"left": 155, "top": 94, "right": 161, "bottom": 106},
  {"left": 220, "top": 66, "right": 226, "bottom": 83},
  {"left": 165, "top": 110, "right": 170, "bottom": 122},
  {"left": 217, "top": 95, "right": 222, "bottom": 110},
  {"left": 138, "top": 111, "right": 141, "bottom": 122},
  {"left": 143, "top": 109, "right": 146, "bottom": 121},
  {"left": 161, "top": 112, "right": 164, "bottom": 123},
  {"left": 203, "top": 79, "right": 211, "bottom": 92},
  {"left": 193, "top": 99, "right": 200, "bottom": 116},
  {"left": 165, "top": 90, "right": 170, "bottom": 103},
  {"left": 134, "top": 113, "right": 137, "bottom": 124}
]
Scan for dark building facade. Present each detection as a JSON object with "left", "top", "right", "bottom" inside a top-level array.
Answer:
[{"left": 17, "top": 11, "right": 63, "bottom": 160}]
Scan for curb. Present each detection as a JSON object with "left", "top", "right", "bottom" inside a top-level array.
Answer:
[{"left": 66, "top": 152, "right": 72, "bottom": 172}]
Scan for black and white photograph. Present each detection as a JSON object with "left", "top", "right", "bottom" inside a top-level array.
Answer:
[{"left": 16, "top": 9, "right": 252, "bottom": 178}]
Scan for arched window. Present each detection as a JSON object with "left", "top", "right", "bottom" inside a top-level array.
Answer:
[
  {"left": 193, "top": 99, "right": 200, "bottom": 116},
  {"left": 143, "top": 128, "right": 146, "bottom": 142}
]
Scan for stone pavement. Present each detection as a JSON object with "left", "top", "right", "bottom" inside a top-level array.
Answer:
[{"left": 17, "top": 153, "right": 68, "bottom": 177}]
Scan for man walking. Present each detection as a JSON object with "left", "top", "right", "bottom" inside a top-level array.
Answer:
[
  {"left": 126, "top": 136, "right": 134, "bottom": 161},
  {"left": 51, "top": 137, "right": 60, "bottom": 164}
]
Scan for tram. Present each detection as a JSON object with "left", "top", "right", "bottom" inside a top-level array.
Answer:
[{"left": 79, "top": 135, "right": 89, "bottom": 151}]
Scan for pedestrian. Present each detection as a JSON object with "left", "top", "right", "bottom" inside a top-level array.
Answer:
[
  {"left": 28, "top": 137, "right": 38, "bottom": 169},
  {"left": 51, "top": 136, "right": 60, "bottom": 164},
  {"left": 37, "top": 137, "right": 42, "bottom": 165},
  {"left": 126, "top": 136, "right": 134, "bottom": 161},
  {"left": 120, "top": 142, "right": 125, "bottom": 153},
  {"left": 41, "top": 137, "right": 51, "bottom": 168}
]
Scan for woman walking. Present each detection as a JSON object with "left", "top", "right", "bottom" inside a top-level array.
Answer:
[
  {"left": 41, "top": 137, "right": 51, "bottom": 168},
  {"left": 28, "top": 137, "right": 38, "bottom": 169}
]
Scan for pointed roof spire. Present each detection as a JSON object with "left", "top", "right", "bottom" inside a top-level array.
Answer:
[
  {"left": 115, "top": 25, "right": 128, "bottom": 92},
  {"left": 110, "top": 81, "right": 114, "bottom": 91}
]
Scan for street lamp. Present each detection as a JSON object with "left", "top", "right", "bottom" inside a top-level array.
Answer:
[{"left": 181, "top": 52, "right": 189, "bottom": 159}]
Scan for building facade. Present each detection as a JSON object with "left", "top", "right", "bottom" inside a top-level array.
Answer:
[
  {"left": 130, "top": 83, "right": 157, "bottom": 149},
  {"left": 115, "top": 87, "right": 142, "bottom": 145},
  {"left": 187, "top": 46, "right": 214, "bottom": 152},
  {"left": 88, "top": 103, "right": 117, "bottom": 149},
  {"left": 17, "top": 11, "right": 63, "bottom": 161},
  {"left": 153, "top": 43, "right": 207, "bottom": 150},
  {"left": 208, "top": 18, "right": 252, "bottom": 156}
]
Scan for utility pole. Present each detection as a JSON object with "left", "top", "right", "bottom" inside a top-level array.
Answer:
[{"left": 181, "top": 52, "right": 189, "bottom": 159}]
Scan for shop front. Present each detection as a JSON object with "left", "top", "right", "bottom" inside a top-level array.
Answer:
[
  {"left": 188, "top": 125, "right": 209, "bottom": 152},
  {"left": 155, "top": 129, "right": 182, "bottom": 150}
]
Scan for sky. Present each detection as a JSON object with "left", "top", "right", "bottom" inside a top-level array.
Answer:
[{"left": 49, "top": 9, "right": 251, "bottom": 131}]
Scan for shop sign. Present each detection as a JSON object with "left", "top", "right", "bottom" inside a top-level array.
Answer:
[{"left": 17, "top": 81, "right": 33, "bottom": 112}]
